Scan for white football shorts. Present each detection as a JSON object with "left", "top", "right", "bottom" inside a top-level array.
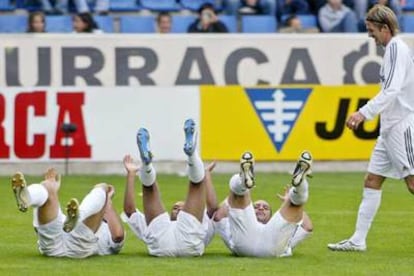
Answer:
[
  {"left": 143, "top": 211, "right": 206, "bottom": 257},
  {"left": 368, "top": 116, "right": 414, "bottom": 179}
]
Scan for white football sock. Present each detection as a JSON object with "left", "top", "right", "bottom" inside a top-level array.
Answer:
[
  {"left": 290, "top": 225, "right": 312, "bottom": 249},
  {"left": 289, "top": 178, "right": 309, "bottom": 205},
  {"left": 27, "top": 184, "right": 48, "bottom": 207},
  {"left": 79, "top": 186, "right": 107, "bottom": 220},
  {"left": 187, "top": 150, "right": 205, "bottom": 183},
  {"left": 229, "top": 174, "right": 247, "bottom": 196},
  {"left": 139, "top": 163, "right": 156, "bottom": 187},
  {"left": 350, "top": 187, "right": 382, "bottom": 245}
]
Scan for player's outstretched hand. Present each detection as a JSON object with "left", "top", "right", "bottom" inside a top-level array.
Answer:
[
  {"left": 206, "top": 161, "right": 217, "bottom": 172},
  {"left": 123, "top": 154, "right": 140, "bottom": 174}
]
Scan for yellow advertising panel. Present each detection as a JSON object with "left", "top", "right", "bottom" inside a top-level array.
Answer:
[{"left": 201, "top": 85, "right": 380, "bottom": 161}]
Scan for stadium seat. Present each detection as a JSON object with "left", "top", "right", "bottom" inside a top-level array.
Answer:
[
  {"left": 119, "top": 16, "right": 156, "bottom": 33},
  {"left": 218, "top": 15, "right": 237, "bottom": 33},
  {"left": 0, "top": 15, "right": 27, "bottom": 33},
  {"left": 45, "top": 16, "right": 72, "bottom": 33},
  {"left": 297, "top": 15, "right": 317, "bottom": 28},
  {"left": 171, "top": 15, "right": 197, "bottom": 33},
  {"left": 94, "top": 15, "right": 114, "bottom": 33},
  {"left": 180, "top": 0, "right": 220, "bottom": 11},
  {"left": 403, "top": 14, "right": 414, "bottom": 32},
  {"left": 402, "top": 0, "right": 414, "bottom": 11},
  {"left": 109, "top": 0, "right": 140, "bottom": 11},
  {"left": 140, "top": 0, "right": 181, "bottom": 12},
  {"left": 0, "top": 0, "right": 14, "bottom": 11},
  {"left": 241, "top": 15, "right": 277, "bottom": 33}
]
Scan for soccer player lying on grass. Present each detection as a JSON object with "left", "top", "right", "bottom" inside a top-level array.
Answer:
[
  {"left": 213, "top": 151, "right": 313, "bottom": 257},
  {"left": 11, "top": 168, "right": 125, "bottom": 258},
  {"left": 214, "top": 184, "right": 313, "bottom": 257},
  {"left": 122, "top": 119, "right": 218, "bottom": 257}
]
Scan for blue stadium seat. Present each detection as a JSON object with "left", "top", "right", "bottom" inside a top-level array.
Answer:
[
  {"left": 241, "top": 15, "right": 277, "bottom": 33},
  {"left": 171, "top": 15, "right": 197, "bottom": 33},
  {"left": 403, "top": 14, "right": 414, "bottom": 32},
  {"left": 140, "top": 0, "right": 181, "bottom": 11},
  {"left": 297, "top": 15, "right": 317, "bottom": 28},
  {"left": 180, "top": 0, "right": 220, "bottom": 11},
  {"left": 94, "top": 15, "right": 114, "bottom": 33},
  {"left": 0, "top": 15, "right": 27, "bottom": 33},
  {"left": 402, "top": 0, "right": 414, "bottom": 11},
  {"left": 119, "top": 16, "right": 156, "bottom": 33},
  {"left": 109, "top": 0, "right": 140, "bottom": 11},
  {"left": 0, "top": 0, "right": 14, "bottom": 11},
  {"left": 45, "top": 16, "right": 72, "bottom": 33},
  {"left": 218, "top": 15, "right": 237, "bottom": 33}
]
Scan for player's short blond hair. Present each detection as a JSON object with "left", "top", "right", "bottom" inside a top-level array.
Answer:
[{"left": 366, "top": 4, "right": 399, "bottom": 36}]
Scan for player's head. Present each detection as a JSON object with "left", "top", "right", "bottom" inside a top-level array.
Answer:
[
  {"left": 365, "top": 4, "right": 399, "bottom": 46},
  {"left": 170, "top": 201, "right": 184, "bottom": 221},
  {"left": 253, "top": 200, "right": 272, "bottom": 224}
]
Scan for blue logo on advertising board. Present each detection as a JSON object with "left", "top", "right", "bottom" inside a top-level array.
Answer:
[{"left": 246, "top": 88, "right": 312, "bottom": 152}]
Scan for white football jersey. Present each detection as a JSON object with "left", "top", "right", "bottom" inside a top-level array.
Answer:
[{"left": 359, "top": 36, "right": 414, "bottom": 134}]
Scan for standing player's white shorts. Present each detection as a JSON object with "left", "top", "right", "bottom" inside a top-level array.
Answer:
[
  {"left": 368, "top": 115, "right": 414, "bottom": 179},
  {"left": 228, "top": 204, "right": 298, "bottom": 257},
  {"left": 123, "top": 210, "right": 207, "bottom": 257},
  {"left": 34, "top": 208, "right": 123, "bottom": 258}
]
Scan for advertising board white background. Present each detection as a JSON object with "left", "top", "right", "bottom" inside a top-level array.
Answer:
[{"left": 0, "top": 87, "right": 199, "bottom": 162}]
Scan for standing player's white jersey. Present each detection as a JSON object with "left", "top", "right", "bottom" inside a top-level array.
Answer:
[{"left": 359, "top": 36, "right": 414, "bottom": 134}]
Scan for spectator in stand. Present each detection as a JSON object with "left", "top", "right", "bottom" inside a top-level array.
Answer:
[
  {"left": 356, "top": 0, "right": 402, "bottom": 31},
  {"left": 220, "top": 0, "right": 276, "bottom": 16},
  {"left": 39, "top": 0, "right": 65, "bottom": 15},
  {"left": 156, "top": 12, "right": 172, "bottom": 34},
  {"left": 73, "top": 12, "right": 102, "bottom": 33},
  {"left": 188, "top": 3, "right": 228, "bottom": 33},
  {"left": 276, "top": 0, "right": 310, "bottom": 22},
  {"left": 27, "top": 11, "right": 46, "bottom": 33},
  {"left": 279, "top": 14, "right": 320, "bottom": 33},
  {"left": 238, "top": 0, "right": 265, "bottom": 15},
  {"left": 318, "top": 0, "right": 358, "bottom": 32},
  {"left": 308, "top": 0, "right": 354, "bottom": 16},
  {"left": 71, "top": 0, "right": 110, "bottom": 15},
  {"left": 40, "top": 0, "right": 109, "bottom": 15}
]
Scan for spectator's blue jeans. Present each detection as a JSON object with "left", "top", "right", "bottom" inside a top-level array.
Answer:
[
  {"left": 332, "top": 11, "right": 358, "bottom": 33},
  {"left": 44, "top": 0, "right": 109, "bottom": 13}
]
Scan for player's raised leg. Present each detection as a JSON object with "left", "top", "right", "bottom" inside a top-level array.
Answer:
[
  {"left": 182, "top": 119, "right": 206, "bottom": 223},
  {"left": 137, "top": 127, "right": 166, "bottom": 225},
  {"left": 228, "top": 151, "right": 255, "bottom": 209},
  {"left": 36, "top": 168, "right": 62, "bottom": 225},
  {"left": 279, "top": 151, "right": 312, "bottom": 223},
  {"left": 64, "top": 183, "right": 110, "bottom": 233}
]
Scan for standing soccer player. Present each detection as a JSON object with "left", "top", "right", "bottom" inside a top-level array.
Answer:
[{"left": 328, "top": 4, "right": 414, "bottom": 251}]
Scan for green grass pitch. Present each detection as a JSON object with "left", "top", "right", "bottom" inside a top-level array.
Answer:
[{"left": 1, "top": 171, "right": 413, "bottom": 275}]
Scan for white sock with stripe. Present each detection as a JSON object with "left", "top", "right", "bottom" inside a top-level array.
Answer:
[
  {"left": 187, "top": 150, "right": 205, "bottom": 183},
  {"left": 288, "top": 178, "right": 309, "bottom": 205},
  {"left": 139, "top": 163, "right": 156, "bottom": 187}
]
